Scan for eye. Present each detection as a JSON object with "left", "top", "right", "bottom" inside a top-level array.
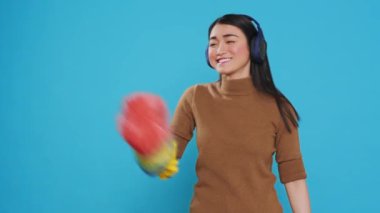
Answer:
[
  {"left": 209, "top": 43, "right": 216, "bottom": 47},
  {"left": 226, "top": 41, "right": 235, "bottom": 44}
]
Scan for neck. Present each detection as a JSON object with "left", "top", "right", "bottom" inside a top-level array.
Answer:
[
  {"left": 219, "top": 74, "right": 258, "bottom": 96},
  {"left": 223, "top": 62, "right": 251, "bottom": 80}
]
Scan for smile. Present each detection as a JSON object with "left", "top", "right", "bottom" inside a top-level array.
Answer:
[{"left": 217, "top": 58, "right": 232, "bottom": 65}]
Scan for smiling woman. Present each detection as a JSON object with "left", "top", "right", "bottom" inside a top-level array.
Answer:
[
  {"left": 169, "top": 14, "right": 311, "bottom": 212},
  {"left": 207, "top": 25, "right": 251, "bottom": 78}
]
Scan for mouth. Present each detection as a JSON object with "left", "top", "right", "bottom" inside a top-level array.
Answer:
[{"left": 216, "top": 57, "right": 232, "bottom": 65}]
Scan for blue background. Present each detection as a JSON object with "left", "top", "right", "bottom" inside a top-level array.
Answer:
[{"left": 1, "top": 0, "right": 379, "bottom": 212}]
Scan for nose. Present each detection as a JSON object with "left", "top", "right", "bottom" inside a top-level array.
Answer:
[{"left": 216, "top": 42, "right": 227, "bottom": 55}]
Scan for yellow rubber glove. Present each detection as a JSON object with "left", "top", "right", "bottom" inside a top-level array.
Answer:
[
  {"left": 135, "top": 139, "right": 179, "bottom": 179},
  {"left": 158, "top": 142, "right": 179, "bottom": 179}
]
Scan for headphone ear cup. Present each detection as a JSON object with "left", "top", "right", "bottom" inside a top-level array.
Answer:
[
  {"left": 257, "top": 32, "right": 267, "bottom": 62},
  {"left": 250, "top": 37, "right": 257, "bottom": 63},
  {"left": 205, "top": 46, "right": 213, "bottom": 68},
  {"left": 250, "top": 33, "right": 266, "bottom": 64}
]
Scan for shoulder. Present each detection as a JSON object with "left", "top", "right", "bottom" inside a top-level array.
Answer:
[
  {"left": 181, "top": 84, "right": 197, "bottom": 98},
  {"left": 195, "top": 80, "right": 221, "bottom": 97},
  {"left": 178, "top": 84, "right": 198, "bottom": 104},
  {"left": 181, "top": 80, "right": 219, "bottom": 97}
]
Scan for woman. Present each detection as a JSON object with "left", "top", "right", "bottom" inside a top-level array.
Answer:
[{"left": 170, "top": 14, "right": 311, "bottom": 212}]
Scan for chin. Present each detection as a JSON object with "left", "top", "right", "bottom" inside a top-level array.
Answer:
[{"left": 216, "top": 67, "right": 236, "bottom": 75}]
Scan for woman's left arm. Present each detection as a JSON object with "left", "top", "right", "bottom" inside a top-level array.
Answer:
[{"left": 284, "top": 178, "right": 311, "bottom": 213}]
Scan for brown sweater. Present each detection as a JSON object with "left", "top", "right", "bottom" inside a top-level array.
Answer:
[{"left": 170, "top": 74, "right": 307, "bottom": 213}]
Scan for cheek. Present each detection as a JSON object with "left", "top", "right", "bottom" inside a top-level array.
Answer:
[
  {"left": 208, "top": 49, "right": 216, "bottom": 62},
  {"left": 233, "top": 45, "right": 250, "bottom": 59}
]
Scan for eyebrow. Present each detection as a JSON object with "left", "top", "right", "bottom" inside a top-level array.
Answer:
[{"left": 209, "top": 34, "right": 239, "bottom": 40}]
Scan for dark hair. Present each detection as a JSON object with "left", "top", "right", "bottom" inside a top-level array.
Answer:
[{"left": 208, "top": 14, "right": 300, "bottom": 133}]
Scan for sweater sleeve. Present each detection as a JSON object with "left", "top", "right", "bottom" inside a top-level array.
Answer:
[
  {"left": 275, "top": 104, "right": 307, "bottom": 184},
  {"left": 170, "top": 85, "right": 196, "bottom": 160}
]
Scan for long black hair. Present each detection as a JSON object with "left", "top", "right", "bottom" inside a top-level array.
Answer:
[{"left": 208, "top": 14, "right": 300, "bottom": 133}]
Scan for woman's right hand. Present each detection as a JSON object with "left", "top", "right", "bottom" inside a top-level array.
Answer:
[
  {"left": 117, "top": 92, "right": 179, "bottom": 179},
  {"left": 135, "top": 138, "right": 179, "bottom": 179}
]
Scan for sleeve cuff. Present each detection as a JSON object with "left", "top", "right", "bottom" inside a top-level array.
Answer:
[
  {"left": 171, "top": 133, "right": 189, "bottom": 160},
  {"left": 278, "top": 158, "right": 307, "bottom": 184}
]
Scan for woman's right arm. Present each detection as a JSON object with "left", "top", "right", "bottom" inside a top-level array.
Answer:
[{"left": 170, "top": 85, "right": 197, "bottom": 160}]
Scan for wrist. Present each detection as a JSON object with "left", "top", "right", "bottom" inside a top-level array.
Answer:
[{"left": 135, "top": 138, "right": 179, "bottom": 178}]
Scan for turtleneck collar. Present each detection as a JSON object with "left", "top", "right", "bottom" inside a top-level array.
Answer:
[{"left": 219, "top": 74, "right": 258, "bottom": 96}]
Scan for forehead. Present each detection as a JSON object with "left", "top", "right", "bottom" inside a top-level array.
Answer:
[{"left": 209, "top": 24, "right": 245, "bottom": 40}]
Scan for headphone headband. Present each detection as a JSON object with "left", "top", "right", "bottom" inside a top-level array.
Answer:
[{"left": 244, "top": 15, "right": 261, "bottom": 32}]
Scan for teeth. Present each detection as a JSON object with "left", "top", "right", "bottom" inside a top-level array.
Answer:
[{"left": 217, "top": 58, "right": 231, "bottom": 63}]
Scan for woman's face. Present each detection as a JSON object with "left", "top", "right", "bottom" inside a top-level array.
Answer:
[{"left": 208, "top": 24, "right": 251, "bottom": 79}]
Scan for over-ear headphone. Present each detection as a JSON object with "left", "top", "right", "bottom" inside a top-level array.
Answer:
[{"left": 205, "top": 15, "right": 267, "bottom": 68}]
